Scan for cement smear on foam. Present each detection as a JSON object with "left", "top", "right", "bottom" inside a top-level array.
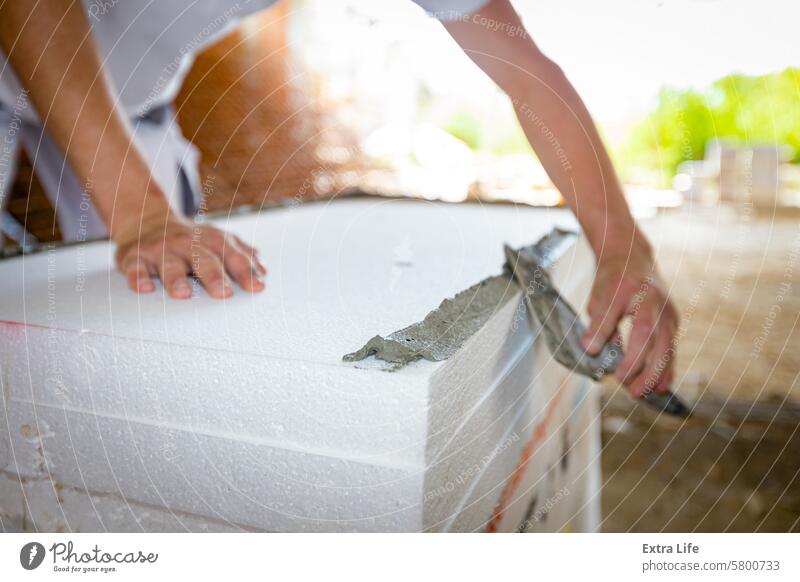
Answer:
[
  {"left": 343, "top": 229, "right": 576, "bottom": 370},
  {"left": 343, "top": 275, "right": 518, "bottom": 368}
]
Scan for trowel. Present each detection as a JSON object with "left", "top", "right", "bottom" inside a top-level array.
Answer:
[{"left": 503, "top": 238, "right": 690, "bottom": 418}]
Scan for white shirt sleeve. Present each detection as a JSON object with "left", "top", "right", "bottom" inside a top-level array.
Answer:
[{"left": 410, "top": 0, "right": 491, "bottom": 20}]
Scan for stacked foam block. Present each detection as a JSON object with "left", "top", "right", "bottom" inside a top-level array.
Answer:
[{"left": 0, "top": 198, "right": 600, "bottom": 532}]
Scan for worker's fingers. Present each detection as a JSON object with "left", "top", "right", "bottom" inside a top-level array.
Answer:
[
  {"left": 639, "top": 328, "right": 676, "bottom": 397},
  {"left": 199, "top": 228, "right": 267, "bottom": 283},
  {"left": 250, "top": 251, "right": 267, "bottom": 277},
  {"left": 221, "top": 245, "right": 265, "bottom": 293},
  {"left": 253, "top": 255, "right": 267, "bottom": 277},
  {"left": 114, "top": 223, "right": 266, "bottom": 299},
  {"left": 627, "top": 369, "right": 652, "bottom": 400},
  {"left": 226, "top": 236, "right": 266, "bottom": 277},
  {"left": 232, "top": 236, "right": 255, "bottom": 254},
  {"left": 629, "top": 364, "right": 674, "bottom": 401},
  {"left": 157, "top": 255, "right": 193, "bottom": 300},
  {"left": 625, "top": 338, "right": 664, "bottom": 399},
  {"left": 653, "top": 369, "right": 674, "bottom": 397},
  {"left": 582, "top": 277, "right": 634, "bottom": 355},
  {"left": 220, "top": 236, "right": 266, "bottom": 285},
  {"left": 190, "top": 246, "right": 233, "bottom": 299},
  {"left": 615, "top": 309, "right": 656, "bottom": 386},
  {"left": 122, "top": 256, "right": 155, "bottom": 294}
]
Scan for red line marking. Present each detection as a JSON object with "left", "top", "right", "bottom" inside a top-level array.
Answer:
[
  {"left": 0, "top": 319, "right": 55, "bottom": 331},
  {"left": 485, "top": 375, "right": 570, "bottom": 533}
]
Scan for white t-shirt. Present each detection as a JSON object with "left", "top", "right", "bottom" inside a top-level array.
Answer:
[{"left": 0, "top": 0, "right": 489, "bottom": 122}]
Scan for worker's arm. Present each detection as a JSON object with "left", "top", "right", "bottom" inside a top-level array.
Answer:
[
  {"left": 0, "top": 0, "right": 265, "bottom": 298},
  {"left": 443, "top": 0, "right": 678, "bottom": 397}
]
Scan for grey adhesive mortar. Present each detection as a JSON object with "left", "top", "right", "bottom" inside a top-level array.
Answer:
[{"left": 343, "top": 229, "right": 577, "bottom": 370}]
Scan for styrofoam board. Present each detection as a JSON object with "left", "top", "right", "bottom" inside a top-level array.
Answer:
[
  {"left": 0, "top": 200, "right": 577, "bottom": 463},
  {"left": 0, "top": 199, "right": 577, "bottom": 362},
  {"left": 0, "top": 199, "right": 597, "bottom": 531},
  {"left": 0, "top": 398, "right": 423, "bottom": 532},
  {"left": 0, "top": 472, "right": 249, "bottom": 533}
]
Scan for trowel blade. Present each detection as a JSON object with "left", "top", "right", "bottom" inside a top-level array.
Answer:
[{"left": 503, "top": 235, "right": 690, "bottom": 418}]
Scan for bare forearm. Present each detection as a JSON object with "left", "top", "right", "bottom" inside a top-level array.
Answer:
[
  {"left": 445, "top": 0, "right": 676, "bottom": 396},
  {"left": 506, "top": 61, "right": 649, "bottom": 259},
  {"left": 0, "top": 0, "right": 174, "bottom": 242},
  {"left": 0, "top": 1, "right": 265, "bottom": 299},
  {"left": 443, "top": 0, "right": 650, "bottom": 260}
]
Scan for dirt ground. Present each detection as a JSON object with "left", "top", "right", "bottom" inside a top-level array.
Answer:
[{"left": 600, "top": 205, "right": 800, "bottom": 531}]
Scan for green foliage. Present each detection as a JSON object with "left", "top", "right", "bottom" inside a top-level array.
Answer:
[
  {"left": 440, "top": 107, "right": 533, "bottom": 157},
  {"left": 621, "top": 68, "right": 800, "bottom": 186},
  {"left": 442, "top": 110, "right": 484, "bottom": 151}
]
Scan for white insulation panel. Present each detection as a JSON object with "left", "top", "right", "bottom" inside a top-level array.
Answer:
[{"left": 0, "top": 198, "right": 600, "bottom": 532}]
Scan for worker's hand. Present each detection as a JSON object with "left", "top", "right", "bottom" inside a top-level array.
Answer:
[
  {"left": 114, "top": 216, "right": 266, "bottom": 299},
  {"left": 581, "top": 245, "right": 678, "bottom": 398}
]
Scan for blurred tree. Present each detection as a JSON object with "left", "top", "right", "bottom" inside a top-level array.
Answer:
[
  {"left": 621, "top": 68, "right": 800, "bottom": 186},
  {"left": 441, "top": 106, "right": 532, "bottom": 157}
]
